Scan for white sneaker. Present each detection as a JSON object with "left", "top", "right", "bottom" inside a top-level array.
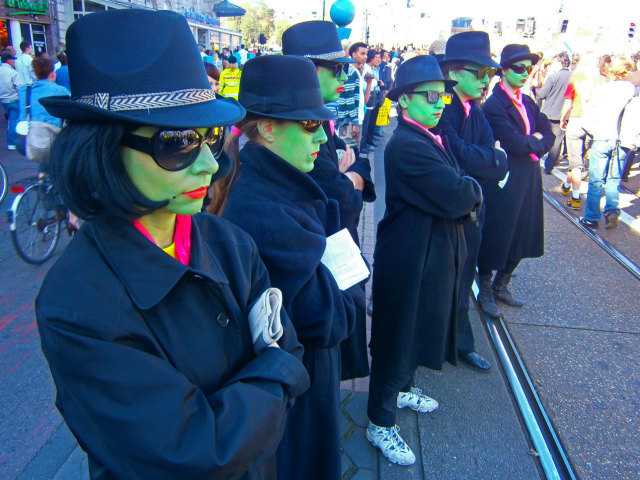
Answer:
[
  {"left": 7, "top": 145, "right": 16, "bottom": 151},
  {"left": 397, "top": 387, "right": 439, "bottom": 413},
  {"left": 366, "top": 422, "right": 416, "bottom": 466}
]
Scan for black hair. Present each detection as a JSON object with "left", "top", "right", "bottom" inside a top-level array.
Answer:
[
  {"left": 19, "top": 41, "right": 31, "bottom": 53},
  {"left": 557, "top": 52, "right": 571, "bottom": 68},
  {"left": 49, "top": 122, "right": 167, "bottom": 221},
  {"left": 349, "top": 42, "right": 368, "bottom": 57},
  {"left": 366, "top": 49, "right": 380, "bottom": 63}
]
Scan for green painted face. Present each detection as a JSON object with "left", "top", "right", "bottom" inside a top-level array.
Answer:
[
  {"left": 121, "top": 126, "right": 218, "bottom": 216},
  {"left": 503, "top": 59, "right": 532, "bottom": 90},
  {"left": 451, "top": 62, "right": 491, "bottom": 102},
  {"left": 400, "top": 81, "right": 446, "bottom": 128},
  {"left": 316, "top": 65, "right": 347, "bottom": 103},
  {"left": 266, "top": 120, "right": 328, "bottom": 172}
]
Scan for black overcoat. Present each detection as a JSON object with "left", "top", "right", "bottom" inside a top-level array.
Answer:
[
  {"left": 310, "top": 122, "right": 375, "bottom": 380},
  {"left": 438, "top": 90, "right": 509, "bottom": 350},
  {"left": 370, "top": 117, "right": 483, "bottom": 380},
  {"left": 35, "top": 214, "right": 310, "bottom": 480},
  {"left": 223, "top": 142, "right": 356, "bottom": 480},
  {"left": 479, "top": 83, "right": 555, "bottom": 270}
]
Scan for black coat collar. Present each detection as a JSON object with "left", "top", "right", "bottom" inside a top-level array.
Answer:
[
  {"left": 89, "top": 215, "right": 229, "bottom": 310},
  {"left": 240, "top": 141, "right": 329, "bottom": 203}
]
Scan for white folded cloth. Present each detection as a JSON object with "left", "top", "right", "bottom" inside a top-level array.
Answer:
[{"left": 248, "top": 288, "right": 284, "bottom": 352}]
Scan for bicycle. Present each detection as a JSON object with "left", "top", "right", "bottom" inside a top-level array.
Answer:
[
  {"left": 7, "top": 174, "right": 70, "bottom": 264},
  {"left": 0, "top": 160, "right": 7, "bottom": 204}
]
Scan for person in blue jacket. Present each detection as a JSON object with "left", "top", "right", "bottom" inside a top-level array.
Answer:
[
  {"left": 215, "top": 55, "right": 356, "bottom": 480},
  {"left": 282, "top": 20, "right": 376, "bottom": 380},
  {"left": 35, "top": 11, "right": 309, "bottom": 479},
  {"left": 438, "top": 32, "right": 509, "bottom": 372}
]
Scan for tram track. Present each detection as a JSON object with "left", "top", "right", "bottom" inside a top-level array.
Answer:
[
  {"left": 542, "top": 191, "right": 640, "bottom": 281},
  {"left": 470, "top": 187, "right": 640, "bottom": 480},
  {"left": 472, "top": 283, "right": 578, "bottom": 480}
]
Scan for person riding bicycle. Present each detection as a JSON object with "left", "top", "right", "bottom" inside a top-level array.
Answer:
[{"left": 35, "top": 10, "right": 309, "bottom": 479}]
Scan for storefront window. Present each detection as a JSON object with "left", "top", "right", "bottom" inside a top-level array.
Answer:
[
  {"left": 73, "top": 0, "right": 107, "bottom": 19},
  {"left": 0, "top": 21, "right": 9, "bottom": 50}
]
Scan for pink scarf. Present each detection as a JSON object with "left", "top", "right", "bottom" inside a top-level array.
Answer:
[
  {"left": 329, "top": 120, "right": 335, "bottom": 137},
  {"left": 499, "top": 82, "right": 539, "bottom": 162},
  {"left": 133, "top": 214, "right": 192, "bottom": 266},
  {"left": 402, "top": 113, "right": 444, "bottom": 149},
  {"left": 462, "top": 101, "right": 471, "bottom": 118}
]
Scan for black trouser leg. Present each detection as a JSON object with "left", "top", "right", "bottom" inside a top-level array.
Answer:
[
  {"left": 367, "top": 367, "right": 414, "bottom": 428},
  {"left": 457, "top": 213, "right": 483, "bottom": 354}
]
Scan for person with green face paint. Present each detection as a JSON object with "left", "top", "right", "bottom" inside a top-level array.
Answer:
[
  {"left": 438, "top": 32, "right": 509, "bottom": 373},
  {"left": 34, "top": 10, "right": 311, "bottom": 480},
  {"left": 479, "top": 44, "right": 554, "bottom": 315},
  {"left": 367, "top": 55, "right": 483, "bottom": 466},
  {"left": 218, "top": 54, "right": 357, "bottom": 480},
  {"left": 282, "top": 20, "right": 376, "bottom": 382}
]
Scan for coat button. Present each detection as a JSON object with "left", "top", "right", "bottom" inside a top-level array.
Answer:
[{"left": 216, "top": 312, "right": 230, "bottom": 327}]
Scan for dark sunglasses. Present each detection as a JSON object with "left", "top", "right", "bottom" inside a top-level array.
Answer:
[
  {"left": 508, "top": 64, "right": 533, "bottom": 75},
  {"left": 406, "top": 90, "right": 453, "bottom": 105},
  {"left": 461, "top": 66, "right": 498, "bottom": 79},
  {"left": 317, "top": 62, "right": 347, "bottom": 78},
  {"left": 121, "top": 127, "right": 225, "bottom": 171},
  {"left": 298, "top": 119, "right": 324, "bottom": 134}
]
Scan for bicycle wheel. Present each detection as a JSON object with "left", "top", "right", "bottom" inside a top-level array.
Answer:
[
  {"left": 10, "top": 183, "right": 60, "bottom": 264},
  {"left": 0, "top": 162, "right": 7, "bottom": 205}
]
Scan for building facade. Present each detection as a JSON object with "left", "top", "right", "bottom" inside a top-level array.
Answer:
[{"left": 1, "top": 0, "right": 241, "bottom": 57}]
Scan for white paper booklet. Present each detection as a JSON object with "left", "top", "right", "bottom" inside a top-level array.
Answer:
[{"left": 321, "top": 228, "right": 370, "bottom": 290}]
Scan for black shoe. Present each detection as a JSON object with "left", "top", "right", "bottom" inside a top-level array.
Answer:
[
  {"left": 366, "top": 299, "right": 373, "bottom": 317},
  {"left": 604, "top": 210, "right": 619, "bottom": 230},
  {"left": 459, "top": 352, "right": 492, "bottom": 373},
  {"left": 360, "top": 145, "right": 371, "bottom": 154},
  {"left": 544, "top": 169, "right": 553, "bottom": 175},
  {"left": 579, "top": 217, "right": 598, "bottom": 229}
]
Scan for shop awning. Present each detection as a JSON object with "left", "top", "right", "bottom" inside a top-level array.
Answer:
[{"left": 213, "top": 0, "right": 246, "bottom": 17}]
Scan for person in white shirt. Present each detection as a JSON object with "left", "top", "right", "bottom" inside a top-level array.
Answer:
[
  {"left": 15, "top": 41, "right": 35, "bottom": 85},
  {"left": 0, "top": 51, "right": 22, "bottom": 149}
]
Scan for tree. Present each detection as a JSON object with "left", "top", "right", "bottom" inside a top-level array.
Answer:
[{"left": 227, "top": 0, "right": 275, "bottom": 46}]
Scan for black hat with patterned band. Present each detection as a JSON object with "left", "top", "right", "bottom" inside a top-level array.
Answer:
[
  {"left": 282, "top": 20, "right": 356, "bottom": 64},
  {"left": 40, "top": 10, "right": 245, "bottom": 128}
]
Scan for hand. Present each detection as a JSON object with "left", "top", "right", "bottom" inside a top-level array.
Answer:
[
  {"left": 338, "top": 146, "right": 356, "bottom": 172},
  {"left": 345, "top": 171, "right": 364, "bottom": 191},
  {"left": 351, "top": 125, "right": 360, "bottom": 137},
  {"left": 533, "top": 132, "right": 543, "bottom": 140},
  {"left": 494, "top": 140, "right": 506, "bottom": 156}
]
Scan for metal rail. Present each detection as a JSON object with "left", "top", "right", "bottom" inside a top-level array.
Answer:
[
  {"left": 543, "top": 192, "right": 640, "bottom": 281},
  {"left": 472, "top": 283, "right": 578, "bottom": 480}
]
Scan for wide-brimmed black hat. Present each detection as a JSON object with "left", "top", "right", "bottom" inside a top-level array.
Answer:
[
  {"left": 500, "top": 44, "right": 540, "bottom": 69},
  {"left": 387, "top": 55, "right": 456, "bottom": 101},
  {"left": 441, "top": 31, "right": 501, "bottom": 69},
  {"left": 282, "top": 21, "right": 356, "bottom": 64},
  {"left": 239, "top": 55, "right": 335, "bottom": 121},
  {"left": 40, "top": 10, "right": 244, "bottom": 127}
]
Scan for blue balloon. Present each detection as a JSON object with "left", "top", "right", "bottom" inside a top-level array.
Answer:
[{"left": 330, "top": 0, "right": 355, "bottom": 27}]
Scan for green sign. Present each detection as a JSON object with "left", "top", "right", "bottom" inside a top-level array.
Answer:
[{"left": 5, "top": 0, "right": 48, "bottom": 14}]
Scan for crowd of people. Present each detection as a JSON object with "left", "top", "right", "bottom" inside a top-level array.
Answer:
[{"left": 0, "top": 7, "right": 638, "bottom": 479}]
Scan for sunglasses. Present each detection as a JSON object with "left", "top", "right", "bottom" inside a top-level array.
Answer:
[
  {"left": 508, "top": 64, "right": 533, "bottom": 75},
  {"left": 460, "top": 66, "right": 498, "bottom": 79},
  {"left": 317, "top": 62, "right": 347, "bottom": 78},
  {"left": 298, "top": 119, "right": 324, "bottom": 134},
  {"left": 407, "top": 90, "right": 453, "bottom": 105},
  {"left": 121, "top": 127, "right": 225, "bottom": 171}
]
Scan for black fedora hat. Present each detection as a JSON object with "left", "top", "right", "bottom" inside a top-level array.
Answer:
[
  {"left": 500, "top": 44, "right": 540, "bottom": 69},
  {"left": 387, "top": 55, "right": 456, "bottom": 101},
  {"left": 40, "top": 10, "right": 244, "bottom": 128},
  {"left": 441, "top": 31, "right": 500, "bottom": 69},
  {"left": 282, "top": 20, "right": 355, "bottom": 64},
  {"left": 239, "top": 55, "right": 335, "bottom": 121}
]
